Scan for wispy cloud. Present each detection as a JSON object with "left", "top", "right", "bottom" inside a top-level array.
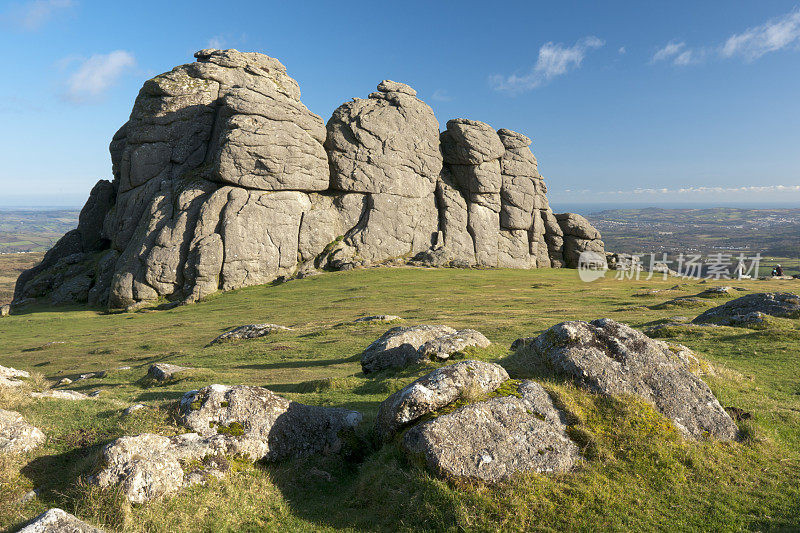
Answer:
[
  {"left": 490, "top": 36, "right": 604, "bottom": 93},
  {"left": 61, "top": 50, "right": 136, "bottom": 104},
  {"left": 207, "top": 35, "right": 225, "bottom": 49},
  {"left": 650, "top": 41, "right": 685, "bottom": 64},
  {"left": 653, "top": 8, "right": 800, "bottom": 67},
  {"left": 2, "top": 0, "right": 74, "bottom": 31},
  {"left": 431, "top": 89, "right": 452, "bottom": 102},
  {"left": 721, "top": 9, "right": 800, "bottom": 61},
  {"left": 618, "top": 46, "right": 627, "bottom": 55}
]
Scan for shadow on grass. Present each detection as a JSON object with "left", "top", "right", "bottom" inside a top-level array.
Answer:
[{"left": 237, "top": 355, "right": 358, "bottom": 370}]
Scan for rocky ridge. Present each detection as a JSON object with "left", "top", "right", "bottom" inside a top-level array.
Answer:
[{"left": 13, "top": 49, "right": 603, "bottom": 310}]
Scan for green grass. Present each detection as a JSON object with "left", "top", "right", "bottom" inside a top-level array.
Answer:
[{"left": 1, "top": 267, "right": 799, "bottom": 532}]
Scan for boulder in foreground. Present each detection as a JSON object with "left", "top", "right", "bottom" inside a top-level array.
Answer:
[
  {"left": 375, "top": 360, "right": 508, "bottom": 440},
  {"left": 692, "top": 292, "right": 800, "bottom": 326},
  {"left": 403, "top": 380, "right": 579, "bottom": 482},
  {"left": 178, "top": 384, "right": 362, "bottom": 461},
  {"left": 512, "top": 318, "right": 738, "bottom": 440},
  {"left": 18, "top": 508, "right": 104, "bottom": 533},
  {"left": 0, "top": 364, "right": 29, "bottom": 388}
]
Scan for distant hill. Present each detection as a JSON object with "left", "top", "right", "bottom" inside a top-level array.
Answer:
[
  {"left": 586, "top": 207, "right": 800, "bottom": 266},
  {"left": 0, "top": 209, "right": 79, "bottom": 253}
]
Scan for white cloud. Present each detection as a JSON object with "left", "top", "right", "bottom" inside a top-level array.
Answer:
[
  {"left": 653, "top": 8, "right": 800, "bottom": 68},
  {"left": 431, "top": 89, "right": 452, "bottom": 102},
  {"left": 490, "top": 36, "right": 604, "bottom": 93},
  {"left": 650, "top": 41, "right": 685, "bottom": 63},
  {"left": 62, "top": 50, "right": 136, "bottom": 104},
  {"left": 3, "top": 0, "right": 74, "bottom": 31},
  {"left": 721, "top": 9, "right": 800, "bottom": 61},
  {"left": 618, "top": 46, "right": 626, "bottom": 54},
  {"left": 207, "top": 35, "right": 225, "bottom": 49}
]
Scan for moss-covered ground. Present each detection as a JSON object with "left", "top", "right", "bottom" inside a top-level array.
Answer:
[{"left": 1, "top": 266, "right": 799, "bottom": 532}]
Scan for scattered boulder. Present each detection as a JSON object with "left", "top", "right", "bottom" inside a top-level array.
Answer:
[
  {"left": 0, "top": 365, "right": 29, "bottom": 387},
  {"left": 178, "top": 384, "right": 362, "bottom": 461},
  {"left": 375, "top": 360, "right": 508, "bottom": 440},
  {"left": 0, "top": 408, "right": 45, "bottom": 454},
  {"left": 0, "top": 304, "right": 9, "bottom": 317},
  {"left": 31, "top": 390, "right": 90, "bottom": 401},
  {"left": 352, "top": 315, "right": 402, "bottom": 323},
  {"left": 361, "top": 325, "right": 491, "bottom": 373},
  {"left": 147, "top": 363, "right": 190, "bottom": 381},
  {"left": 17, "top": 508, "right": 104, "bottom": 533},
  {"left": 512, "top": 318, "right": 738, "bottom": 440},
  {"left": 57, "top": 378, "right": 73, "bottom": 386},
  {"left": 693, "top": 292, "right": 800, "bottom": 326},
  {"left": 210, "top": 323, "right": 292, "bottom": 344},
  {"left": 403, "top": 380, "right": 579, "bottom": 482}
]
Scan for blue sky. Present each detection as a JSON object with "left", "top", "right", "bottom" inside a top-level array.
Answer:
[{"left": 1, "top": 0, "right": 799, "bottom": 207}]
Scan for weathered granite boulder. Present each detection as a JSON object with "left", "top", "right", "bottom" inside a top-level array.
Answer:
[
  {"left": 177, "top": 384, "right": 362, "bottom": 461},
  {"left": 210, "top": 323, "right": 292, "bottom": 344},
  {"left": 403, "top": 380, "right": 579, "bottom": 482},
  {"left": 352, "top": 315, "right": 402, "bottom": 323},
  {"left": 93, "top": 432, "right": 231, "bottom": 503},
  {"left": 0, "top": 304, "right": 10, "bottom": 317},
  {"left": 17, "top": 49, "right": 604, "bottom": 308},
  {"left": 0, "top": 408, "right": 45, "bottom": 454},
  {"left": 513, "top": 318, "right": 738, "bottom": 440},
  {"left": 375, "top": 360, "right": 508, "bottom": 440},
  {"left": 361, "top": 325, "right": 491, "bottom": 373},
  {"left": 0, "top": 365, "right": 29, "bottom": 388},
  {"left": 18, "top": 508, "right": 104, "bottom": 533},
  {"left": 147, "top": 363, "right": 190, "bottom": 381},
  {"left": 693, "top": 292, "right": 800, "bottom": 326},
  {"left": 418, "top": 329, "right": 491, "bottom": 359}
]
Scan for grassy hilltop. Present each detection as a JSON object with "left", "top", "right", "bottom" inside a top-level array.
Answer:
[{"left": 1, "top": 267, "right": 799, "bottom": 532}]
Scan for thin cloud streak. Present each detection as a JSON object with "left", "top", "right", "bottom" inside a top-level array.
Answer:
[
  {"left": 62, "top": 50, "right": 136, "bottom": 104},
  {"left": 653, "top": 8, "right": 800, "bottom": 66},
  {"left": 2, "top": 0, "right": 74, "bottom": 31},
  {"left": 560, "top": 185, "right": 800, "bottom": 195},
  {"left": 490, "top": 36, "right": 604, "bottom": 93}
]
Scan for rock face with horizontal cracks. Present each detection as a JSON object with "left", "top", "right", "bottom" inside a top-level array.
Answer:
[
  {"left": 556, "top": 213, "right": 605, "bottom": 268},
  {"left": 16, "top": 49, "right": 603, "bottom": 309},
  {"left": 512, "top": 318, "right": 739, "bottom": 440},
  {"left": 403, "top": 379, "right": 580, "bottom": 482}
]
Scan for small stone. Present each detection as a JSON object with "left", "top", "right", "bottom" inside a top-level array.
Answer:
[
  {"left": 57, "top": 378, "right": 73, "bottom": 386},
  {"left": 123, "top": 404, "right": 146, "bottom": 416},
  {"left": 147, "top": 363, "right": 190, "bottom": 382},
  {"left": 210, "top": 324, "right": 292, "bottom": 344},
  {"left": 89, "top": 390, "right": 102, "bottom": 397},
  {"left": 31, "top": 390, "right": 90, "bottom": 401},
  {"left": 0, "top": 304, "right": 10, "bottom": 317},
  {"left": 352, "top": 315, "right": 402, "bottom": 323}
]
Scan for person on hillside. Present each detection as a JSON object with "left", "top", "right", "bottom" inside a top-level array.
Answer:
[{"left": 775, "top": 264, "right": 783, "bottom": 276}]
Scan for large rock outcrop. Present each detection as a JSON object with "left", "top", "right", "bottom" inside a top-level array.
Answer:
[{"left": 14, "top": 49, "right": 603, "bottom": 309}]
